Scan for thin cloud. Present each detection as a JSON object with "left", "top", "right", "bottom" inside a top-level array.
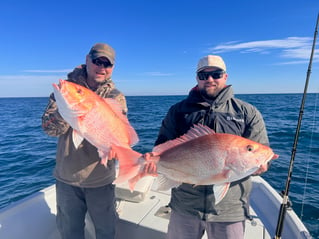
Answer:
[
  {"left": 281, "top": 47, "right": 313, "bottom": 59},
  {"left": 0, "top": 75, "right": 65, "bottom": 81},
  {"left": 209, "top": 37, "right": 318, "bottom": 62},
  {"left": 23, "top": 69, "right": 72, "bottom": 73}
]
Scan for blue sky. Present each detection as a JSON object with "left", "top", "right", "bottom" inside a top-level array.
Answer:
[{"left": 1, "top": 0, "right": 319, "bottom": 97}]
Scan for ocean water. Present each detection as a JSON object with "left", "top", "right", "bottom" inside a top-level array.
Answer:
[{"left": 0, "top": 94, "right": 318, "bottom": 238}]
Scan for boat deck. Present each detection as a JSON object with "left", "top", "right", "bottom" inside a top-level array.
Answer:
[
  {"left": 0, "top": 176, "right": 312, "bottom": 239},
  {"left": 115, "top": 188, "right": 271, "bottom": 239}
]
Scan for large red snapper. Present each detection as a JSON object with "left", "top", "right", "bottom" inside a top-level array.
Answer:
[
  {"left": 114, "top": 124, "right": 278, "bottom": 204},
  {"left": 52, "top": 79, "right": 141, "bottom": 166}
]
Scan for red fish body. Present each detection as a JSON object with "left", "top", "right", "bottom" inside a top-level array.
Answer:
[
  {"left": 114, "top": 124, "right": 278, "bottom": 204},
  {"left": 53, "top": 79, "right": 141, "bottom": 166}
]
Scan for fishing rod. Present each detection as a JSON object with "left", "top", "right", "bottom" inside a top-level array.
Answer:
[{"left": 274, "top": 13, "right": 319, "bottom": 239}]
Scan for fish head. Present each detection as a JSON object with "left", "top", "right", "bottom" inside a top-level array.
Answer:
[
  {"left": 52, "top": 79, "right": 95, "bottom": 127},
  {"left": 53, "top": 79, "right": 94, "bottom": 109},
  {"left": 226, "top": 136, "right": 278, "bottom": 175}
]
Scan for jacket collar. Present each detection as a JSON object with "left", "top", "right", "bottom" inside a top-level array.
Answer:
[{"left": 187, "top": 85, "right": 234, "bottom": 107}]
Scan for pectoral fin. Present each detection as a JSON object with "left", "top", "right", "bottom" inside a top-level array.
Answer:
[
  {"left": 152, "top": 174, "right": 181, "bottom": 191},
  {"left": 72, "top": 130, "right": 84, "bottom": 149},
  {"left": 213, "top": 183, "right": 230, "bottom": 205}
]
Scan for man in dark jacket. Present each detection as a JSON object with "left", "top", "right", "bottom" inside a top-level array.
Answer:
[
  {"left": 155, "top": 55, "right": 270, "bottom": 239},
  {"left": 42, "top": 43, "right": 126, "bottom": 239}
]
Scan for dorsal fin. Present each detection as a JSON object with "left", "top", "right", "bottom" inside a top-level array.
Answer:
[{"left": 153, "top": 124, "right": 215, "bottom": 154}]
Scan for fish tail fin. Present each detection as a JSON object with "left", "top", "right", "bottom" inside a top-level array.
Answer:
[
  {"left": 112, "top": 145, "right": 143, "bottom": 189},
  {"left": 113, "top": 149, "right": 161, "bottom": 192},
  {"left": 126, "top": 159, "right": 160, "bottom": 191},
  {"left": 127, "top": 174, "right": 144, "bottom": 192}
]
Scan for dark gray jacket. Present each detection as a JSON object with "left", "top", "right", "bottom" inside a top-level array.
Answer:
[{"left": 155, "top": 85, "right": 269, "bottom": 222}]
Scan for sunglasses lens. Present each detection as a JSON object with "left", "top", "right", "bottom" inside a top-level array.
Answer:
[
  {"left": 92, "top": 59, "right": 113, "bottom": 68},
  {"left": 197, "top": 71, "right": 224, "bottom": 80},
  {"left": 212, "top": 73, "right": 221, "bottom": 79},
  {"left": 197, "top": 72, "right": 207, "bottom": 81}
]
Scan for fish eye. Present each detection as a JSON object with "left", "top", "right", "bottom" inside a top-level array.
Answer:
[{"left": 247, "top": 145, "right": 254, "bottom": 152}]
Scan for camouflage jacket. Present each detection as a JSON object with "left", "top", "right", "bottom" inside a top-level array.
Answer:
[{"left": 41, "top": 65, "right": 127, "bottom": 187}]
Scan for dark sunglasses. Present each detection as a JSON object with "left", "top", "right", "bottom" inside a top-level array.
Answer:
[
  {"left": 91, "top": 58, "right": 113, "bottom": 68},
  {"left": 197, "top": 70, "right": 225, "bottom": 81}
]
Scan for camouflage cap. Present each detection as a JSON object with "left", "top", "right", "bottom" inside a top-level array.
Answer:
[{"left": 89, "top": 43, "right": 115, "bottom": 64}]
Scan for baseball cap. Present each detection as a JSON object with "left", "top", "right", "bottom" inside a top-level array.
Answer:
[
  {"left": 89, "top": 43, "right": 115, "bottom": 64},
  {"left": 197, "top": 55, "right": 226, "bottom": 72}
]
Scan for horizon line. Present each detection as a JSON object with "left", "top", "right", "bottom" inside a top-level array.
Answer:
[{"left": 0, "top": 92, "right": 318, "bottom": 99}]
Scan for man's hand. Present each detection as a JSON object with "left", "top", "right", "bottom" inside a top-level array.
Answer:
[{"left": 142, "top": 152, "right": 160, "bottom": 176}]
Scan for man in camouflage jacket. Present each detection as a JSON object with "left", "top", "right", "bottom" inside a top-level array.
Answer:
[{"left": 42, "top": 43, "right": 125, "bottom": 239}]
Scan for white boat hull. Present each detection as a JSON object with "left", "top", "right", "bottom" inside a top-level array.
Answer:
[{"left": 0, "top": 176, "right": 312, "bottom": 239}]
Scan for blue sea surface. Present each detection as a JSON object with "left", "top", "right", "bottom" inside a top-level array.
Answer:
[{"left": 0, "top": 94, "right": 318, "bottom": 238}]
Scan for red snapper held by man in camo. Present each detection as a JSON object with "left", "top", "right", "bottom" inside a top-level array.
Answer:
[{"left": 53, "top": 79, "right": 141, "bottom": 167}]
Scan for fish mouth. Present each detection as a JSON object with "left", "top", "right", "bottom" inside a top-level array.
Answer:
[
  {"left": 261, "top": 153, "right": 279, "bottom": 169},
  {"left": 52, "top": 79, "right": 64, "bottom": 91},
  {"left": 261, "top": 153, "right": 278, "bottom": 166},
  {"left": 269, "top": 153, "right": 279, "bottom": 161},
  {"left": 52, "top": 83, "right": 60, "bottom": 91}
]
